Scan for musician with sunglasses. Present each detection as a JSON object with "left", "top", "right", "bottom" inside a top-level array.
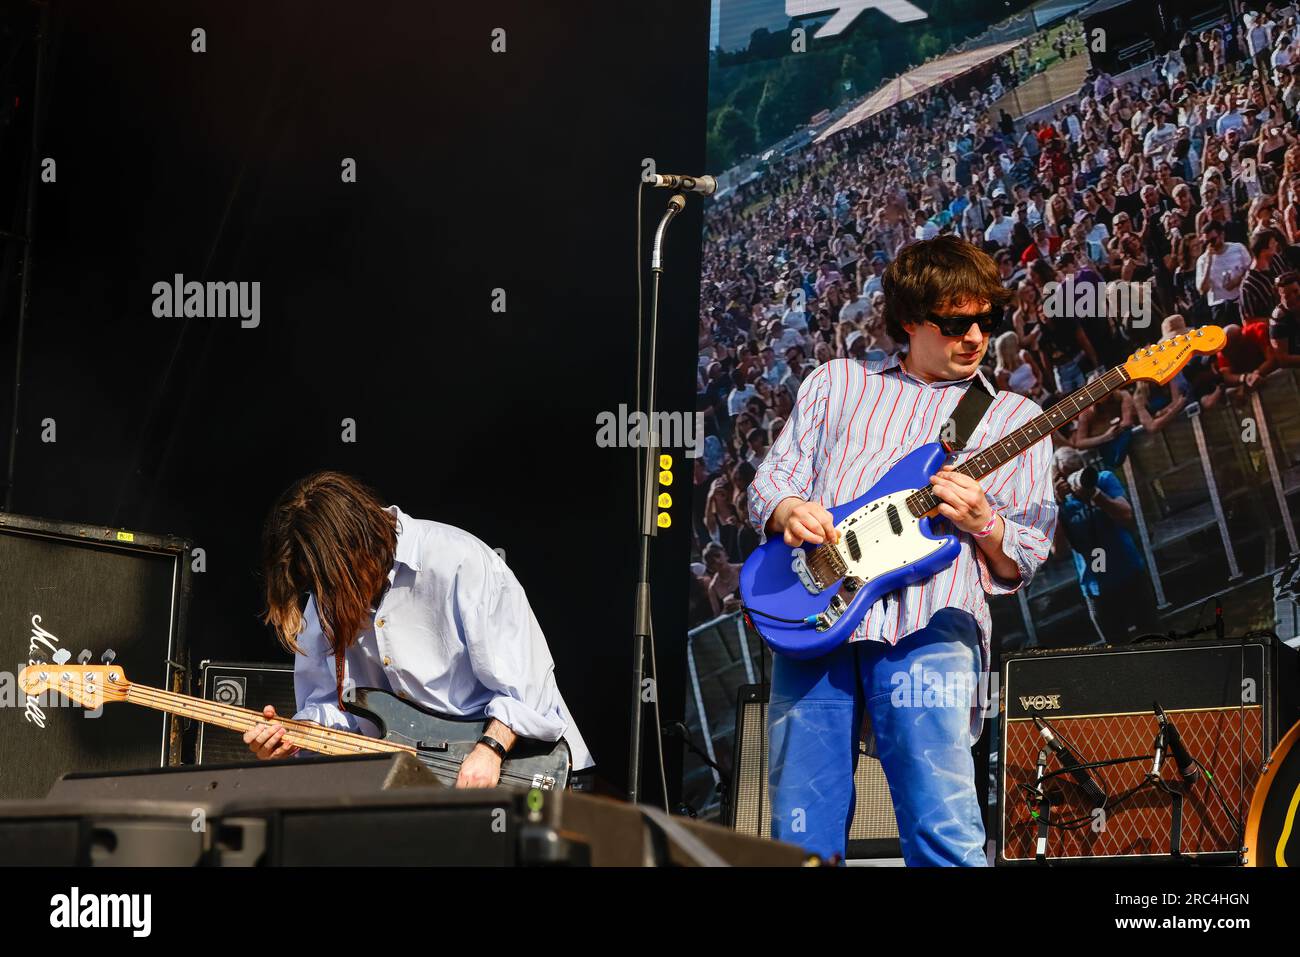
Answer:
[{"left": 748, "top": 236, "right": 1059, "bottom": 865}]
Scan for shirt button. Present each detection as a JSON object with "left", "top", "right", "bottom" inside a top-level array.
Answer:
[
  {"left": 398, "top": 690, "right": 409, "bottom": 700},
  {"left": 383, "top": 656, "right": 392, "bottom": 667},
  {"left": 376, "top": 617, "right": 386, "bottom": 628}
]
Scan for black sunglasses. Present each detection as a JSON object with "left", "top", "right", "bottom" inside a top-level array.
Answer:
[{"left": 926, "top": 311, "right": 998, "bottom": 337}]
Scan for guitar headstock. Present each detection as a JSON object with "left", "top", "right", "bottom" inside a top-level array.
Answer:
[
  {"left": 1123, "top": 326, "right": 1225, "bottom": 385},
  {"left": 18, "top": 664, "right": 132, "bottom": 708}
]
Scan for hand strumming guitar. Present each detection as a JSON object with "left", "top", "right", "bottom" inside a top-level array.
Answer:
[{"left": 768, "top": 496, "right": 839, "bottom": 547}]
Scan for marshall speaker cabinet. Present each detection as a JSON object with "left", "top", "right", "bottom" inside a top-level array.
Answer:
[
  {"left": 998, "top": 636, "right": 1300, "bottom": 865},
  {"left": 0, "top": 512, "right": 192, "bottom": 800}
]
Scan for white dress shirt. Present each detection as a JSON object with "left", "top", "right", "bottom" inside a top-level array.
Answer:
[{"left": 293, "top": 506, "right": 593, "bottom": 770}]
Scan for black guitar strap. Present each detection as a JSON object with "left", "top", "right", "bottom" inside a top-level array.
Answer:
[{"left": 940, "top": 371, "right": 997, "bottom": 453}]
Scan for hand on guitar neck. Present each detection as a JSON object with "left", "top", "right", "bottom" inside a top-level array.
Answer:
[
  {"left": 243, "top": 705, "right": 301, "bottom": 760},
  {"left": 243, "top": 705, "right": 518, "bottom": 788}
]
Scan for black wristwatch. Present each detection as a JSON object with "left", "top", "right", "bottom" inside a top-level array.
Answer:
[{"left": 477, "top": 734, "right": 508, "bottom": 760}]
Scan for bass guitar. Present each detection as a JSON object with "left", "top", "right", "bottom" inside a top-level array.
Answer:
[
  {"left": 18, "top": 664, "right": 571, "bottom": 790},
  {"left": 739, "top": 325, "right": 1226, "bottom": 659}
]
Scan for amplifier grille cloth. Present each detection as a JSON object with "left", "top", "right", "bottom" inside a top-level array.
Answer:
[
  {"left": 1001, "top": 708, "right": 1260, "bottom": 860},
  {"left": 732, "top": 696, "right": 899, "bottom": 842}
]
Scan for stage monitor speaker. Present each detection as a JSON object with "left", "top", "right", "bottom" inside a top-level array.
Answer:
[
  {"left": 197, "top": 660, "right": 296, "bottom": 764},
  {"left": 0, "top": 799, "right": 213, "bottom": 866},
  {"left": 48, "top": 751, "right": 438, "bottom": 804},
  {"left": 728, "top": 683, "right": 900, "bottom": 858},
  {"left": 0, "top": 512, "right": 191, "bottom": 800},
  {"left": 998, "top": 635, "right": 1300, "bottom": 864},
  {"left": 212, "top": 788, "right": 811, "bottom": 866}
]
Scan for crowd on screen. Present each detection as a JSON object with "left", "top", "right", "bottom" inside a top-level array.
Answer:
[{"left": 690, "top": 7, "right": 1300, "bottom": 640}]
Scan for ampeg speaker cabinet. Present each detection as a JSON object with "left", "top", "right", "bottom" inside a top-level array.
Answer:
[
  {"left": 729, "top": 684, "right": 900, "bottom": 858},
  {"left": 197, "top": 661, "right": 296, "bottom": 764},
  {"left": 998, "top": 636, "right": 1300, "bottom": 865},
  {"left": 0, "top": 512, "right": 192, "bottom": 800}
]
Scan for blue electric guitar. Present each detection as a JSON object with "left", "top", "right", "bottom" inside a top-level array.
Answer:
[{"left": 739, "top": 326, "right": 1226, "bottom": 659}]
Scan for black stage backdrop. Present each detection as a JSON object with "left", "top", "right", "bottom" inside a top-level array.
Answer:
[{"left": 0, "top": 0, "right": 710, "bottom": 801}]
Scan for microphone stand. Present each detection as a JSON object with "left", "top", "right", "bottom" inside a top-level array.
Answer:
[{"left": 628, "top": 193, "right": 686, "bottom": 804}]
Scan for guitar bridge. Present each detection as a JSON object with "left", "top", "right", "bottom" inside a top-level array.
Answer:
[
  {"left": 415, "top": 739, "right": 449, "bottom": 752},
  {"left": 793, "top": 539, "right": 849, "bottom": 595},
  {"left": 531, "top": 773, "right": 557, "bottom": 791}
]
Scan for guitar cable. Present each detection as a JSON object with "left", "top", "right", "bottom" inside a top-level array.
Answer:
[{"left": 742, "top": 604, "right": 820, "bottom": 626}]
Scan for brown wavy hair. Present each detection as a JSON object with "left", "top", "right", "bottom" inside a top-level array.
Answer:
[
  {"left": 882, "top": 235, "right": 1014, "bottom": 345},
  {"left": 261, "top": 471, "right": 397, "bottom": 656}
]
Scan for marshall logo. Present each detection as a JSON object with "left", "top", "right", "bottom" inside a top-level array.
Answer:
[
  {"left": 22, "top": 614, "right": 107, "bottom": 726},
  {"left": 25, "top": 614, "right": 69, "bottom": 728},
  {"left": 1019, "top": 694, "right": 1061, "bottom": 712}
]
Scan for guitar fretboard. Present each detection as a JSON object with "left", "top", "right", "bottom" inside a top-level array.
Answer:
[
  {"left": 905, "top": 364, "right": 1131, "bottom": 517},
  {"left": 121, "top": 683, "right": 410, "bottom": 757}
]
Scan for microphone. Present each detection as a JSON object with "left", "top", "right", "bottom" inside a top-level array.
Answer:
[
  {"left": 1154, "top": 701, "right": 1200, "bottom": 789},
  {"left": 1151, "top": 725, "right": 1166, "bottom": 778},
  {"left": 649, "top": 173, "right": 717, "bottom": 195},
  {"left": 1033, "top": 715, "right": 1108, "bottom": 809}
]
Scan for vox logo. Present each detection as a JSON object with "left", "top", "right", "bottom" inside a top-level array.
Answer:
[{"left": 1019, "top": 694, "right": 1062, "bottom": 712}]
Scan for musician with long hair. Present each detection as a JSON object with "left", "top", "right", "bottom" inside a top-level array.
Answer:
[{"left": 244, "top": 471, "right": 592, "bottom": 786}]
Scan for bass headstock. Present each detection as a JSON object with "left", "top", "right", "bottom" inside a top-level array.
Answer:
[{"left": 18, "top": 664, "right": 132, "bottom": 708}]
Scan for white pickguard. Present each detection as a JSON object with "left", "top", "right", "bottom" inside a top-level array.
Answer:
[{"left": 830, "top": 489, "right": 948, "bottom": 584}]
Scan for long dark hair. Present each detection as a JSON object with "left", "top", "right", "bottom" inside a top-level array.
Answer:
[{"left": 261, "top": 471, "right": 397, "bottom": 656}]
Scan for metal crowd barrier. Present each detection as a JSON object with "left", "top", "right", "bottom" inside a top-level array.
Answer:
[
  {"left": 1007, "top": 367, "right": 1300, "bottom": 646},
  {"left": 681, "top": 609, "right": 768, "bottom": 818}
]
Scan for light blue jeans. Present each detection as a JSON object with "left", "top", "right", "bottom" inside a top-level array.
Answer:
[{"left": 767, "top": 608, "right": 987, "bottom": 865}]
